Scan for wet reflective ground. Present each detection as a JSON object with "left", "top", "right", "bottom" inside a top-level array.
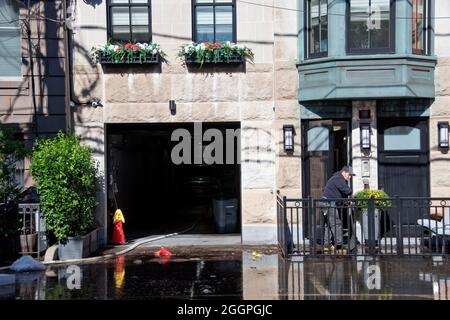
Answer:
[
  {"left": 1, "top": 248, "right": 449, "bottom": 300},
  {"left": 280, "top": 257, "right": 450, "bottom": 300}
]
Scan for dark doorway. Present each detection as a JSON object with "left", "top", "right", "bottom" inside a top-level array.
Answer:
[
  {"left": 302, "top": 120, "right": 351, "bottom": 199},
  {"left": 378, "top": 118, "right": 430, "bottom": 235},
  {"left": 302, "top": 119, "right": 351, "bottom": 239},
  {"left": 106, "top": 123, "right": 241, "bottom": 240}
]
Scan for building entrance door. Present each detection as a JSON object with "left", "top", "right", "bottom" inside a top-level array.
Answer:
[
  {"left": 302, "top": 119, "right": 351, "bottom": 239},
  {"left": 302, "top": 120, "right": 351, "bottom": 199},
  {"left": 378, "top": 118, "right": 430, "bottom": 235},
  {"left": 378, "top": 118, "right": 430, "bottom": 198}
]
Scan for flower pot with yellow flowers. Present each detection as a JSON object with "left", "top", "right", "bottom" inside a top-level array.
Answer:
[{"left": 354, "top": 189, "right": 392, "bottom": 242}]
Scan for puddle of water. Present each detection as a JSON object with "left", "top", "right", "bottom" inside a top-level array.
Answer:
[{"left": 1, "top": 251, "right": 449, "bottom": 300}]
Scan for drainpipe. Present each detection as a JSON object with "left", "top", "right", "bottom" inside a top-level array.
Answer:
[
  {"left": 62, "top": 0, "right": 72, "bottom": 133},
  {"left": 26, "top": 0, "right": 38, "bottom": 139}
]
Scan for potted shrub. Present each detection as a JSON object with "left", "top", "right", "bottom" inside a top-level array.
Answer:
[
  {"left": 91, "top": 40, "right": 167, "bottom": 64},
  {"left": 30, "top": 132, "right": 99, "bottom": 260},
  {"left": 0, "top": 124, "right": 28, "bottom": 259},
  {"left": 354, "top": 189, "right": 392, "bottom": 242},
  {"left": 178, "top": 41, "right": 254, "bottom": 66}
]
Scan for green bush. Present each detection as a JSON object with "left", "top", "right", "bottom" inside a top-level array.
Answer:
[
  {"left": 354, "top": 189, "right": 392, "bottom": 208},
  {"left": 0, "top": 125, "right": 27, "bottom": 204},
  {"left": 30, "top": 132, "right": 98, "bottom": 241}
]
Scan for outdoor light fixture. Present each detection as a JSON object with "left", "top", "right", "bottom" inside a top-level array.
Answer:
[
  {"left": 283, "top": 125, "right": 295, "bottom": 152},
  {"left": 438, "top": 121, "right": 449, "bottom": 148},
  {"left": 169, "top": 100, "right": 176, "bottom": 114},
  {"left": 360, "top": 124, "right": 371, "bottom": 150}
]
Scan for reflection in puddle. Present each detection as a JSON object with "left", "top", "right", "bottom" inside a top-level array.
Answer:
[
  {"left": 1, "top": 254, "right": 243, "bottom": 300},
  {"left": 279, "top": 257, "right": 450, "bottom": 300},
  {"left": 0, "top": 252, "right": 449, "bottom": 300}
]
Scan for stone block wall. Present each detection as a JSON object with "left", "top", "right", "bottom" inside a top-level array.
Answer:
[{"left": 70, "top": 0, "right": 301, "bottom": 244}]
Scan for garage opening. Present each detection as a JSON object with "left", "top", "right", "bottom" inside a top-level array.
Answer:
[{"left": 106, "top": 122, "right": 241, "bottom": 239}]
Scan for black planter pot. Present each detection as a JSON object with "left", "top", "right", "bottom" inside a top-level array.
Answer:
[
  {"left": 184, "top": 53, "right": 245, "bottom": 65},
  {"left": 98, "top": 54, "right": 160, "bottom": 64}
]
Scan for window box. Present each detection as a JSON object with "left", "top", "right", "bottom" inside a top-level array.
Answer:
[
  {"left": 179, "top": 42, "right": 254, "bottom": 67},
  {"left": 92, "top": 42, "right": 166, "bottom": 65},
  {"left": 98, "top": 54, "right": 160, "bottom": 65},
  {"left": 184, "top": 52, "right": 244, "bottom": 65}
]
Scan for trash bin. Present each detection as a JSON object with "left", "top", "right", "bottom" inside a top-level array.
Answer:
[{"left": 213, "top": 197, "right": 238, "bottom": 233}]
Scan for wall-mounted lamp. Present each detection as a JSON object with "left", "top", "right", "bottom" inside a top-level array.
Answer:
[
  {"left": 438, "top": 121, "right": 449, "bottom": 148},
  {"left": 360, "top": 124, "right": 371, "bottom": 150},
  {"left": 283, "top": 125, "right": 295, "bottom": 152},
  {"left": 169, "top": 100, "right": 176, "bottom": 114}
]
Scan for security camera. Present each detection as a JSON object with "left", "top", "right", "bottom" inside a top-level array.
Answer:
[{"left": 91, "top": 98, "right": 103, "bottom": 108}]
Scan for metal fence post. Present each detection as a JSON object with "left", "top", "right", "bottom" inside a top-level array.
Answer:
[
  {"left": 309, "top": 196, "right": 316, "bottom": 256},
  {"left": 395, "top": 195, "right": 403, "bottom": 256},
  {"left": 283, "top": 196, "right": 288, "bottom": 256},
  {"left": 368, "top": 196, "right": 376, "bottom": 255}
]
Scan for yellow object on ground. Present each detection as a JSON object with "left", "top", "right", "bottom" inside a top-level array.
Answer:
[{"left": 252, "top": 251, "right": 264, "bottom": 260}]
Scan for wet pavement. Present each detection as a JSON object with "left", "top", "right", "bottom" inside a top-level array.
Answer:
[{"left": 0, "top": 247, "right": 449, "bottom": 300}]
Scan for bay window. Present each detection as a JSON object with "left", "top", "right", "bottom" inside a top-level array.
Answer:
[
  {"left": 347, "top": 0, "right": 395, "bottom": 54},
  {"left": 412, "top": 0, "right": 431, "bottom": 55},
  {"left": 305, "top": 0, "right": 328, "bottom": 59}
]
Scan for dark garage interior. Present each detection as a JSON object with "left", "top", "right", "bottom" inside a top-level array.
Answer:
[{"left": 106, "top": 123, "right": 241, "bottom": 239}]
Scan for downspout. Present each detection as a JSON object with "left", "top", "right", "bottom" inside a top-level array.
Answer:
[
  {"left": 62, "top": 0, "right": 72, "bottom": 133},
  {"left": 26, "top": 0, "right": 38, "bottom": 139}
]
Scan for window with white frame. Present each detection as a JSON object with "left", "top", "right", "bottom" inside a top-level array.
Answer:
[{"left": 0, "top": 0, "right": 21, "bottom": 78}]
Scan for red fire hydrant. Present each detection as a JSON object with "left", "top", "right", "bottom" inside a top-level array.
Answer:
[{"left": 111, "top": 209, "right": 126, "bottom": 245}]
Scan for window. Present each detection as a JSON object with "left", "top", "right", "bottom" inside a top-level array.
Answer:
[
  {"left": 412, "top": 0, "right": 431, "bottom": 55},
  {"left": 305, "top": 0, "right": 328, "bottom": 59},
  {"left": 107, "top": 0, "right": 151, "bottom": 42},
  {"left": 384, "top": 126, "right": 421, "bottom": 150},
  {"left": 192, "top": 0, "right": 236, "bottom": 43},
  {"left": 307, "top": 127, "right": 330, "bottom": 151},
  {"left": 0, "top": 0, "right": 21, "bottom": 78},
  {"left": 347, "top": 0, "right": 395, "bottom": 54}
]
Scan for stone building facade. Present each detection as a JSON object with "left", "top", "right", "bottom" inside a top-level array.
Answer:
[
  {"left": 2, "top": 0, "right": 449, "bottom": 246},
  {"left": 70, "top": 0, "right": 299, "bottom": 244}
]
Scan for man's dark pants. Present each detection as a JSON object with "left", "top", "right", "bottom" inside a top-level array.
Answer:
[{"left": 320, "top": 201, "right": 343, "bottom": 247}]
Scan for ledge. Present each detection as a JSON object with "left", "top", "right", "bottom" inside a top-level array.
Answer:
[{"left": 298, "top": 55, "right": 437, "bottom": 101}]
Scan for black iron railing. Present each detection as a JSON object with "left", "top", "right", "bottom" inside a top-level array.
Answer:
[{"left": 277, "top": 196, "right": 450, "bottom": 257}]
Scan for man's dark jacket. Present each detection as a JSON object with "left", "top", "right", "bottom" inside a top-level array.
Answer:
[{"left": 321, "top": 172, "right": 352, "bottom": 199}]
